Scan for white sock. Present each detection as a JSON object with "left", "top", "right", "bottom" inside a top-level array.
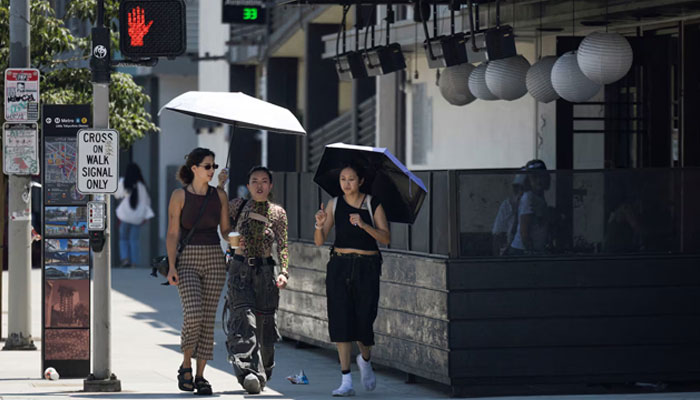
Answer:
[
  {"left": 340, "top": 372, "right": 352, "bottom": 389},
  {"left": 332, "top": 372, "right": 354, "bottom": 396},
  {"left": 356, "top": 354, "right": 376, "bottom": 391}
]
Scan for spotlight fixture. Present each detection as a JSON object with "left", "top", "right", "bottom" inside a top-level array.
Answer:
[
  {"left": 424, "top": 33, "right": 469, "bottom": 68},
  {"left": 334, "top": 4, "right": 368, "bottom": 81},
  {"left": 361, "top": 3, "right": 406, "bottom": 77},
  {"left": 482, "top": 25, "right": 517, "bottom": 61},
  {"left": 363, "top": 43, "right": 406, "bottom": 76},
  {"left": 335, "top": 51, "right": 367, "bottom": 81}
]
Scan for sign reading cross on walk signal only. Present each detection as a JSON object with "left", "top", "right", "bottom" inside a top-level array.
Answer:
[
  {"left": 119, "top": 0, "right": 186, "bottom": 59},
  {"left": 77, "top": 129, "right": 119, "bottom": 194}
]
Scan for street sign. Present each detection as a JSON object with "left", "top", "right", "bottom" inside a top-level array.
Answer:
[
  {"left": 76, "top": 129, "right": 119, "bottom": 194},
  {"left": 222, "top": 0, "right": 266, "bottom": 24},
  {"left": 3, "top": 122, "right": 39, "bottom": 175},
  {"left": 4, "top": 68, "right": 40, "bottom": 122},
  {"left": 87, "top": 201, "right": 106, "bottom": 231},
  {"left": 119, "top": 0, "right": 187, "bottom": 58}
]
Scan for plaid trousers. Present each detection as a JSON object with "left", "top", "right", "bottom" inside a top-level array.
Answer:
[{"left": 177, "top": 244, "right": 226, "bottom": 360}]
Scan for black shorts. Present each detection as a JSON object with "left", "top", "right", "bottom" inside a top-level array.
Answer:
[{"left": 325, "top": 252, "right": 381, "bottom": 346}]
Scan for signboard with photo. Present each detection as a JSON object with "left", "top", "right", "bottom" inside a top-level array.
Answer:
[
  {"left": 44, "top": 206, "right": 89, "bottom": 238},
  {"left": 44, "top": 137, "right": 87, "bottom": 205},
  {"left": 42, "top": 104, "right": 92, "bottom": 378},
  {"left": 44, "top": 279, "right": 90, "bottom": 328},
  {"left": 4, "top": 68, "right": 40, "bottom": 121}
]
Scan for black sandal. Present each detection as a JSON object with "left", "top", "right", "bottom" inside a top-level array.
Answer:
[
  {"left": 177, "top": 365, "right": 194, "bottom": 392},
  {"left": 194, "top": 376, "right": 213, "bottom": 396}
]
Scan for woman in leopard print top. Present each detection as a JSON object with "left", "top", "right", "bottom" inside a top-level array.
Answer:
[{"left": 217, "top": 166, "right": 288, "bottom": 394}]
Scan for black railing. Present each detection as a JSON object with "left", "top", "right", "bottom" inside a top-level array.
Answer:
[
  {"left": 307, "top": 96, "right": 377, "bottom": 171},
  {"left": 455, "top": 168, "right": 700, "bottom": 258},
  {"left": 272, "top": 168, "right": 700, "bottom": 259},
  {"left": 271, "top": 170, "right": 451, "bottom": 256}
]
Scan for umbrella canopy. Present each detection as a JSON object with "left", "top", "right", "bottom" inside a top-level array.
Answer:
[
  {"left": 158, "top": 91, "right": 306, "bottom": 136},
  {"left": 314, "top": 143, "right": 427, "bottom": 224}
]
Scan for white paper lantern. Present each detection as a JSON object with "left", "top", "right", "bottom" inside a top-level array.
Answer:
[
  {"left": 468, "top": 63, "right": 498, "bottom": 101},
  {"left": 439, "top": 63, "right": 477, "bottom": 106},
  {"left": 577, "top": 31, "right": 633, "bottom": 85},
  {"left": 485, "top": 55, "right": 530, "bottom": 101},
  {"left": 551, "top": 51, "right": 601, "bottom": 103},
  {"left": 526, "top": 56, "right": 560, "bottom": 103}
]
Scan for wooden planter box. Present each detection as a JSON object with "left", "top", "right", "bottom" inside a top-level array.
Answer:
[{"left": 280, "top": 242, "right": 700, "bottom": 396}]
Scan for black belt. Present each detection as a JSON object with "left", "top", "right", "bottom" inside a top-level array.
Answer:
[
  {"left": 332, "top": 251, "right": 380, "bottom": 258},
  {"left": 232, "top": 254, "right": 275, "bottom": 267}
]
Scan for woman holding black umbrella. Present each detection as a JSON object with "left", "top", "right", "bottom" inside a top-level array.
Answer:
[{"left": 314, "top": 161, "right": 391, "bottom": 397}]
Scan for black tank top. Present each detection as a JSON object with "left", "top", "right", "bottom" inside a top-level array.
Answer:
[
  {"left": 333, "top": 195, "right": 380, "bottom": 251},
  {"left": 180, "top": 186, "right": 221, "bottom": 245}
]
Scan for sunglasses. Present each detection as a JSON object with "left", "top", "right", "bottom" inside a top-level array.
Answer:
[{"left": 199, "top": 163, "right": 219, "bottom": 170}]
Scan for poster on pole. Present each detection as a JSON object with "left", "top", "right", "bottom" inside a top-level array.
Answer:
[
  {"left": 77, "top": 129, "right": 119, "bottom": 194},
  {"left": 3, "top": 122, "right": 39, "bottom": 175},
  {"left": 4, "top": 68, "right": 40, "bottom": 121}
]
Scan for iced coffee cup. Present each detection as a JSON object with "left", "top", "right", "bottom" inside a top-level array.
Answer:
[{"left": 228, "top": 232, "right": 241, "bottom": 248}]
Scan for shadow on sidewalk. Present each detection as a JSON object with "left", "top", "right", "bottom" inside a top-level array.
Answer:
[{"left": 111, "top": 269, "right": 450, "bottom": 399}]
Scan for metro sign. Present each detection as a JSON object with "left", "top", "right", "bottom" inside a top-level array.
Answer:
[{"left": 119, "top": 0, "right": 187, "bottom": 59}]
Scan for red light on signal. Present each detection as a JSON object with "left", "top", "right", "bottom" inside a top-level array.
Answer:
[{"left": 127, "top": 6, "right": 154, "bottom": 47}]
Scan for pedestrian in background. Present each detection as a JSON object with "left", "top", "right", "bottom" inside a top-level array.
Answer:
[
  {"left": 507, "top": 159, "right": 551, "bottom": 255},
  {"left": 314, "top": 161, "right": 391, "bottom": 397},
  {"left": 166, "top": 148, "right": 230, "bottom": 395},
  {"left": 217, "top": 166, "right": 289, "bottom": 394},
  {"left": 115, "top": 162, "right": 154, "bottom": 267}
]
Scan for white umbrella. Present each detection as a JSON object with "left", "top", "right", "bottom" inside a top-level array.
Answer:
[{"left": 158, "top": 91, "right": 306, "bottom": 136}]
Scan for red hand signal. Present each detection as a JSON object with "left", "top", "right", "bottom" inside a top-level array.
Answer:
[{"left": 127, "top": 6, "right": 154, "bottom": 47}]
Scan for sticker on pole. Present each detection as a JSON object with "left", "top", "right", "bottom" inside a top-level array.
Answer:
[
  {"left": 4, "top": 68, "right": 40, "bottom": 121},
  {"left": 77, "top": 129, "right": 119, "bottom": 193},
  {"left": 3, "top": 122, "right": 39, "bottom": 175}
]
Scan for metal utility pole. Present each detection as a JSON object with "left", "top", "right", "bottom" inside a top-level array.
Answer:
[
  {"left": 4, "top": 0, "right": 37, "bottom": 352},
  {"left": 83, "top": 0, "right": 120, "bottom": 391}
]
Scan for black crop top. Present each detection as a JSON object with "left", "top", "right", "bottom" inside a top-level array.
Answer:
[{"left": 333, "top": 195, "right": 381, "bottom": 251}]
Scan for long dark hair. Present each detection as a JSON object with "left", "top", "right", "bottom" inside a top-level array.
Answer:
[
  {"left": 124, "top": 163, "right": 145, "bottom": 209},
  {"left": 177, "top": 147, "right": 216, "bottom": 185}
]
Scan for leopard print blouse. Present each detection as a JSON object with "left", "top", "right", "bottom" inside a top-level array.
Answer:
[{"left": 228, "top": 198, "right": 289, "bottom": 271}]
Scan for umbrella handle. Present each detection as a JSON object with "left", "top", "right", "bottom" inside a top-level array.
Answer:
[{"left": 225, "top": 124, "right": 235, "bottom": 169}]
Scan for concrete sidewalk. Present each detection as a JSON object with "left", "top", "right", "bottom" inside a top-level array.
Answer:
[{"left": 2, "top": 268, "right": 700, "bottom": 400}]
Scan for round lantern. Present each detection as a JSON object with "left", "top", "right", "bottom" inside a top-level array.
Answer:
[
  {"left": 439, "top": 63, "right": 477, "bottom": 106},
  {"left": 468, "top": 63, "right": 498, "bottom": 101},
  {"left": 551, "top": 51, "right": 601, "bottom": 103},
  {"left": 577, "top": 31, "right": 633, "bottom": 85},
  {"left": 485, "top": 55, "right": 530, "bottom": 101},
  {"left": 526, "top": 56, "right": 559, "bottom": 103}
]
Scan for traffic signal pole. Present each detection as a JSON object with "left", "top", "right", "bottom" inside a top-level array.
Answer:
[
  {"left": 3, "top": 0, "right": 37, "bottom": 352},
  {"left": 83, "top": 0, "right": 120, "bottom": 391}
]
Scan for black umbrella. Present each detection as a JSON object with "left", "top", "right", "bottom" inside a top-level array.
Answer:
[{"left": 313, "top": 143, "right": 427, "bottom": 224}]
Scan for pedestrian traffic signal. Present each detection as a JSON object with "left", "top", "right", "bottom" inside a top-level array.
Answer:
[
  {"left": 119, "top": 0, "right": 187, "bottom": 59},
  {"left": 222, "top": 4, "right": 267, "bottom": 24}
]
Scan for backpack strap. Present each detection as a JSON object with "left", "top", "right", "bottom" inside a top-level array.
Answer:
[
  {"left": 231, "top": 199, "right": 249, "bottom": 231},
  {"left": 332, "top": 196, "right": 338, "bottom": 215},
  {"left": 364, "top": 194, "right": 375, "bottom": 227}
]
